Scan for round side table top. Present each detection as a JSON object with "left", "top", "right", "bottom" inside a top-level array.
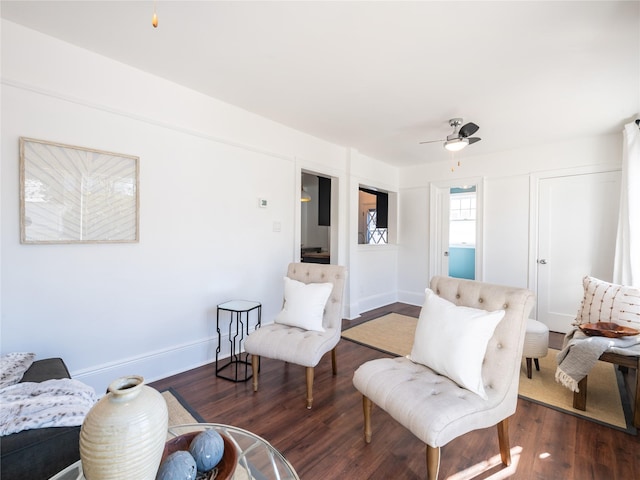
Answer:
[{"left": 48, "top": 423, "right": 299, "bottom": 480}]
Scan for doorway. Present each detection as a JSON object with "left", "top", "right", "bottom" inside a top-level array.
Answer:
[
  {"left": 430, "top": 178, "right": 483, "bottom": 281},
  {"left": 300, "top": 172, "right": 332, "bottom": 264},
  {"left": 448, "top": 186, "right": 477, "bottom": 279}
]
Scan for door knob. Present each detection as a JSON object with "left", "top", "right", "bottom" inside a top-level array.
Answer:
[
  {"left": 538, "top": 259, "right": 547, "bottom": 264},
  {"left": 444, "top": 251, "right": 449, "bottom": 257}
]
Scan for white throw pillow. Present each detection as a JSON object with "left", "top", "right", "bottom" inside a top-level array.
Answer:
[
  {"left": 274, "top": 277, "right": 333, "bottom": 332},
  {"left": 576, "top": 276, "right": 640, "bottom": 331},
  {"left": 409, "top": 289, "right": 505, "bottom": 399}
]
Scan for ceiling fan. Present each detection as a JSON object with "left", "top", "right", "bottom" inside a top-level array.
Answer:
[{"left": 420, "top": 118, "right": 481, "bottom": 152}]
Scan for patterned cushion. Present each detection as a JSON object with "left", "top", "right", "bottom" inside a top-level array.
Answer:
[
  {"left": 0, "top": 352, "right": 35, "bottom": 388},
  {"left": 576, "top": 276, "right": 640, "bottom": 330}
]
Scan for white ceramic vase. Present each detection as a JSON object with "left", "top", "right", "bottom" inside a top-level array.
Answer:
[{"left": 79, "top": 375, "right": 168, "bottom": 480}]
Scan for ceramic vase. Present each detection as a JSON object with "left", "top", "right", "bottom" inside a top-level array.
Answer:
[{"left": 79, "top": 375, "right": 168, "bottom": 480}]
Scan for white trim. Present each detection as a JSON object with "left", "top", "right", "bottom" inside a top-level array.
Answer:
[
  {"left": 397, "top": 289, "right": 424, "bottom": 307},
  {"left": 2, "top": 77, "right": 294, "bottom": 163},
  {"left": 71, "top": 333, "right": 241, "bottom": 392},
  {"left": 356, "top": 291, "right": 399, "bottom": 315}
]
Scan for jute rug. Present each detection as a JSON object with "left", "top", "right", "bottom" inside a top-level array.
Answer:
[
  {"left": 342, "top": 313, "right": 417, "bottom": 356},
  {"left": 161, "top": 388, "right": 205, "bottom": 432},
  {"left": 518, "top": 349, "right": 633, "bottom": 432},
  {"left": 342, "top": 313, "right": 635, "bottom": 433}
]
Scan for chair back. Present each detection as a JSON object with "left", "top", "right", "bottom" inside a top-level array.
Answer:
[
  {"left": 287, "top": 263, "right": 347, "bottom": 331},
  {"left": 429, "top": 276, "right": 535, "bottom": 404}
]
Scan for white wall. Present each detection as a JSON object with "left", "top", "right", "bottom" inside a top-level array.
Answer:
[
  {"left": 0, "top": 20, "right": 624, "bottom": 391},
  {"left": 484, "top": 174, "right": 531, "bottom": 288},
  {"left": 347, "top": 150, "right": 399, "bottom": 317},
  {"left": 0, "top": 21, "right": 399, "bottom": 390},
  {"left": 397, "top": 134, "right": 622, "bottom": 306}
]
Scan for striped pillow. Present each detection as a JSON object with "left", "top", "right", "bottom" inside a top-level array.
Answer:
[{"left": 576, "top": 276, "right": 640, "bottom": 331}]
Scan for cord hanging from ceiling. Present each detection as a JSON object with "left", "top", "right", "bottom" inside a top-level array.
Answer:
[{"left": 152, "top": 1, "right": 158, "bottom": 28}]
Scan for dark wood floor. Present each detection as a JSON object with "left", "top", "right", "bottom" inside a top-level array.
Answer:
[{"left": 150, "top": 303, "right": 640, "bottom": 480}]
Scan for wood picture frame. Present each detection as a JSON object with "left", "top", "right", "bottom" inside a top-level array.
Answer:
[{"left": 19, "top": 137, "right": 139, "bottom": 244}]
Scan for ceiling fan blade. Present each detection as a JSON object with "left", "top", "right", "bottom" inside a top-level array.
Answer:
[
  {"left": 467, "top": 137, "right": 481, "bottom": 145},
  {"left": 459, "top": 122, "right": 479, "bottom": 138},
  {"left": 419, "top": 138, "right": 445, "bottom": 144}
]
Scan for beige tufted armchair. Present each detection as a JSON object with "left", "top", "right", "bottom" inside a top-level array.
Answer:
[
  {"left": 353, "top": 276, "right": 535, "bottom": 480},
  {"left": 245, "top": 262, "right": 347, "bottom": 409}
]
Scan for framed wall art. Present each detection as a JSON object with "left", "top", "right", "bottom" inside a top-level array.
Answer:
[{"left": 19, "top": 137, "right": 139, "bottom": 244}]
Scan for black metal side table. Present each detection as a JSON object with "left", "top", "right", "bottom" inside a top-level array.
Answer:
[{"left": 216, "top": 300, "right": 261, "bottom": 382}]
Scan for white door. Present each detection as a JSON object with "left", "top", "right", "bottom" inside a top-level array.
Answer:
[{"left": 536, "top": 171, "right": 620, "bottom": 333}]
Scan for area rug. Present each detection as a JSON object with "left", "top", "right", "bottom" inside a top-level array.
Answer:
[
  {"left": 519, "top": 349, "right": 635, "bottom": 433},
  {"left": 342, "top": 314, "right": 635, "bottom": 433},
  {"left": 161, "top": 388, "right": 205, "bottom": 429},
  {"left": 342, "top": 313, "right": 417, "bottom": 356}
]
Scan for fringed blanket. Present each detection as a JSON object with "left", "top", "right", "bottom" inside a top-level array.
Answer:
[
  {"left": 555, "top": 327, "right": 640, "bottom": 392},
  {"left": 0, "top": 378, "right": 97, "bottom": 436}
]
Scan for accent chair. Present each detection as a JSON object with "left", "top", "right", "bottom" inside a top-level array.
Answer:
[
  {"left": 353, "top": 276, "right": 535, "bottom": 480},
  {"left": 245, "top": 262, "right": 347, "bottom": 409}
]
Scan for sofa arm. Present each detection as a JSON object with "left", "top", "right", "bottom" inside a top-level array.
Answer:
[
  {"left": 20, "top": 357, "right": 71, "bottom": 383},
  {"left": 1, "top": 357, "right": 80, "bottom": 479}
]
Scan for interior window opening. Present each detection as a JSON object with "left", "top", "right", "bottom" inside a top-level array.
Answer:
[{"left": 358, "top": 186, "right": 389, "bottom": 245}]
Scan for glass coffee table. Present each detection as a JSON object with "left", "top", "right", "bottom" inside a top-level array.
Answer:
[{"left": 49, "top": 423, "right": 300, "bottom": 480}]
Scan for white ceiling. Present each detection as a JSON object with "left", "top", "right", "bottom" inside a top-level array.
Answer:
[{"left": 2, "top": 1, "right": 639, "bottom": 166}]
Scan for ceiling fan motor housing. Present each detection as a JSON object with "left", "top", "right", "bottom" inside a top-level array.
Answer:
[{"left": 446, "top": 118, "right": 464, "bottom": 140}]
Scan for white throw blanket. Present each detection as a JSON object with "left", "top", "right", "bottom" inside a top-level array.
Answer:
[
  {"left": 555, "top": 327, "right": 640, "bottom": 392},
  {"left": 0, "top": 378, "right": 97, "bottom": 436}
]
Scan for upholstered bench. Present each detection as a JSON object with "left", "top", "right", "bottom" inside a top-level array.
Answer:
[{"left": 523, "top": 319, "right": 549, "bottom": 378}]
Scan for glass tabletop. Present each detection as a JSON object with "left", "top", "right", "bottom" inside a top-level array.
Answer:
[
  {"left": 218, "top": 300, "right": 261, "bottom": 312},
  {"left": 49, "top": 423, "right": 299, "bottom": 480}
]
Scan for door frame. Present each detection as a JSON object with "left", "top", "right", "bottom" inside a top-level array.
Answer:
[
  {"left": 429, "top": 176, "right": 484, "bottom": 281},
  {"left": 527, "top": 165, "right": 621, "bottom": 321}
]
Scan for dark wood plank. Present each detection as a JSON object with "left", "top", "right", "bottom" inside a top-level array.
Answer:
[{"left": 151, "top": 304, "right": 640, "bottom": 480}]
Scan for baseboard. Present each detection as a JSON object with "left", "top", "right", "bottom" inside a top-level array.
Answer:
[
  {"left": 396, "top": 289, "right": 424, "bottom": 306},
  {"left": 71, "top": 333, "right": 238, "bottom": 393},
  {"left": 356, "top": 292, "right": 398, "bottom": 315}
]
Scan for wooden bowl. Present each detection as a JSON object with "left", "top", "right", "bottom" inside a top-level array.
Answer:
[
  {"left": 579, "top": 322, "right": 640, "bottom": 338},
  {"left": 162, "top": 431, "right": 237, "bottom": 480}
]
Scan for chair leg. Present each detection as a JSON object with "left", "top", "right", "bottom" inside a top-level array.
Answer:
[
  {"left": 426, "top": 445, "right": 440, "bottom": 480},
  {"left": 362, "top": 395, "right": 373, "bottom": 443},
  {"left": 331, "top": 347, "right": 337, "bottom": 376},
  {"left": 251, "top": 355, "right": 260, "bottom": 392},
  {"left": 534, "top": 358, "right": 541, "bottom": 371},
  {"left": 525, "top": 357, "right": 533, "bottom": 379},
  {"left": 497, "top": 418, "right": 511, "bottom": 467},
  {"left": 305, "top": 367, "right": 314, "bottom": 409}
]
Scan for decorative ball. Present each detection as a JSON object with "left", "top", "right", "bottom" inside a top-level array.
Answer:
[
  {"left": 156, "top": 451, "right": 197, "bottom": 480},
  {"left": 188, "top": 430, "right": 224, "bottom": 472}
]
